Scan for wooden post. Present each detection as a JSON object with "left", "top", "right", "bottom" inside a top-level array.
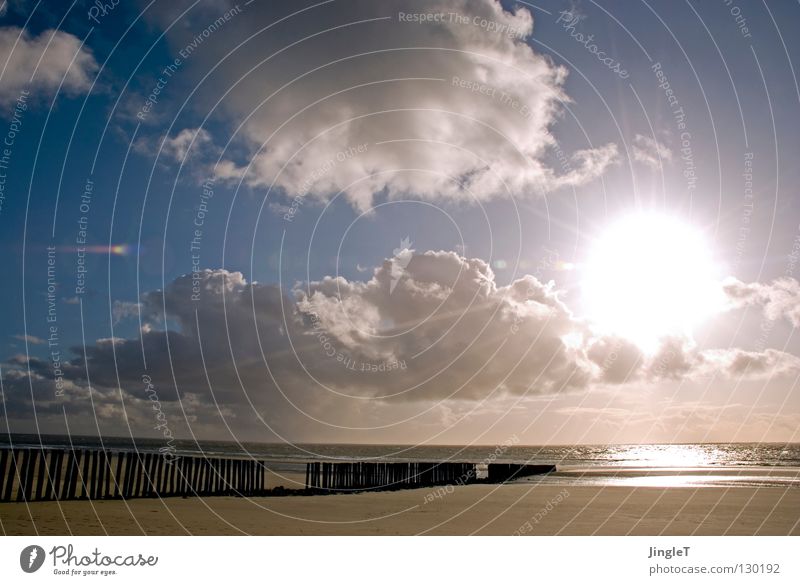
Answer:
[
  {"left": 185, "top": 457, "right": 194, "bottom": 496},
  {"left": 154, "top": 454, "right": 164, "bottom": 497},
  {"left": 212, "top": 459, "right": 220, "bottom": 494},
  {"left": 97, "top": 451, "right": 107, "bottom": 499},
  {"left": 112, "top": 453, "right": 123, "bottom": 498},
  {"left": 203, "top": 458, "right": 210, "bottom": 496},
  {"left": 139, "top": 454, "right": 149, "bottom": 497},
  {"left": 87, "top": 450, "right": 98, "bottom": 499},
  {"left": 180, "top": 456, "right": 189, "bottom": 497},
  {"left": 197, "top": 457, "right": 206, "bottom": 495},
  {"left": 15, "top": 450, "right": 29, "bottom": 501},
  {"left": 0, "top": 449, "right": 8, "bottom": 502},
  {"left": 141, "top": 453, "right": 152, "bottom": 497},
  {"left": 16, "top": 450, "right": 33, "bottom": 502},
  {"left": 9, "top": 449, "right": 22, "bottom": 501},
  {"left": 3, "top": 450, "right": 19, "bottom": 501},
  {"left": 131, "top": 454, "right": 143, "bottom": 498},
  {"left": 193, "top": 457, "right": 202, "bottom": 495},
  {"left": 33, "top": 449, "right": 49, "bottom": 501},
  {"left": 189, "top": 457, "right": 197, "bottom": 496},
  {"left": 191, "top": 457, "right": 200, "bottom": 496},
  {"left": 160, "top": 457, "right": 169, "bottom": 496},
  {"left": 46, "top": 450, "right": 64, "bottom": 501},
  {"left": 95, "top": 450, "right": 104, "bottom": 498},
  {"left": 203, "top": 459, "right": 211, "bottom": 495},
  {"left": 198, "top": 458, "right": 207, "bottom": 496},
  {"left": 59, "top": 451, "right": 72, "bottom": 500},
  {"left": 102, "top": 451, "right": 111, "bottom": 498},
  {"left": 65, "top": 450, "right": 80, "bottom": 500},
  {"left": 153, "top": 455, "right": 163, "bottom": 497},
  {"left": 144, "top": 453, "right": 155, "bottom": 496},
  {"left": 93, "top": 451, "right": 103, "bottom": 499},
  {"left": 121, "top": 453, "right": 131, "bottom": 499},
  {"left": 77, "top": 449, "right": 90, "bottom": 499},
  {"left": 122, "top": 452, "right": 135, "bottom": 498},
  {"left": 220, "top": 458, "right": 228, "bottom": 495},
  {"left": 168, "top": 457, "right": 178, "bottom": 496}
]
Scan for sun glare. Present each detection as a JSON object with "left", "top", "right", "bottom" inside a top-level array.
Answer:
[{"left": 581, "top": 213, "right": 723, "bottom": 351}]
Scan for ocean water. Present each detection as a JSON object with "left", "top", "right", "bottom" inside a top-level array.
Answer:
[{"left": 3, "top": 435, "right": 800, "bottom": 488}]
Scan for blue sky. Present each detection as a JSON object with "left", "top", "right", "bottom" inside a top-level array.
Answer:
[{"left": 1, "top": 0, "right": 800, "bottom": 445}]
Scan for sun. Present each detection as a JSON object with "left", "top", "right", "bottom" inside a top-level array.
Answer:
[{"left": 581, "top": 212, "right": 724, "bottom": 351}]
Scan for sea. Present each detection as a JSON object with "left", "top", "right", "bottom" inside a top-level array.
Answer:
[{"left": 3, "top": 434, "right": 799, "bottom": 488}]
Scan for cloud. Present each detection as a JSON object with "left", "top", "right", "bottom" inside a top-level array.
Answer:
[
  {"left": 149, "top": 0, "right": 617, "bottom": 210},
  {"left": 294, "top": 250, "right": 596, "bottom": 399},
  {"left": 154, "top": 127, "right": 214, "bottom": 162},
  {"left": 133, "top": 127, "right": 218, "bottom": 179},
  {"left": 12, "top": 334, "right": 45, "bottom": 345},
  {"left": 112, "top": 301, "right": 142, "bottom": 324},
  {"left": 631, "top": 133, "right": 672, "bottom": 169},
  {"left": 586, "top": 335, "right": 643, "bottom": 384},
  {"left": 644, "top": 335, "right": 800, "bottom": 382},
  {"left": 0, "top": 26, "right": 98, "bottom": 108},
  {"left": 694, "top": 348, "right": 800, "bottom": 379},
  {"left": 722, "top": 277, "right": 800, "bottom": 326},
  {"left": 4, "top": 253, "right": 798, "bottom": 437}
]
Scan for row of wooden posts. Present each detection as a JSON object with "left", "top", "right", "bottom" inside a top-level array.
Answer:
[
  {"left": 487, "top": 463, "right": 557, "bottom": 483},
  {"left": 0, "top": 448, "right": 267, "bottom": 502},
  {"left": 305, "top": 461, "right": 477, "bottom": 491},
  {"left": 1, "top": 448, "right": 557, "bottom": 502}
]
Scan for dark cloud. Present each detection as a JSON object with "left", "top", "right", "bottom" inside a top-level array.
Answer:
[{"left": 4, "top": 254, "right": 798, "bottom": 438}]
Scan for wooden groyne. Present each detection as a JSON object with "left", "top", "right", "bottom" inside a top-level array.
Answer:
[
  {"left": 305, "top": 461, "right": 477, "bottom": 491},
  {"left": 487, "top": 463, "right": 557, "bottom": 482},
  {"left": 0, "top": 447, "right": 267, "bottom": 502},
  {"left": 0, "top": 447, "right": 557, "bottom": 502}
]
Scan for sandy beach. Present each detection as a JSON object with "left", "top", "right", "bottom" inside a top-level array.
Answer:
[{"left": 2, "top": 472, "right": 798, "bottom": 535}]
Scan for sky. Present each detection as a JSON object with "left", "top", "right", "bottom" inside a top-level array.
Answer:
[{"left": 1, "top": 0, "right": 799, "bottom": 446}]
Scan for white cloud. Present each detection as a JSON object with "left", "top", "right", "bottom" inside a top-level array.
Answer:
[
  {"left": 111, "top": 300, "right": 142, "bottom": 324},
  {"left": 151, "top": 0, "right": 618, "bottom": 210},
  {"left": 695, "top": 348, "right": 800, "bottom": 379},
  {"left": 632, "top": 133, "right": 672, "bottom": 169},
  {"left": 135, "top": 127, "right": 215, "bottom": 164},
  {"left": 161, "top": 127, "right": 213, "bottom": 161},
  {"left": 0, "top": 26, "right": 98, "bottom": 108},
  {"left": 723, "top": 276, "right": 800, "bottom": 326},
  {"left": 12, "top": 334, "right": 45, "bottom": 345}
]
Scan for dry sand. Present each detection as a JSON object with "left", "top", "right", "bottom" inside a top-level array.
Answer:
[{"left": 2, "top": 471, "right": 798, "bottom": 535}]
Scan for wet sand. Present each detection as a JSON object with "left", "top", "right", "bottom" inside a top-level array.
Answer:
[{"left": 2, "top": 472, "right": 798, "bottom": 535}]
